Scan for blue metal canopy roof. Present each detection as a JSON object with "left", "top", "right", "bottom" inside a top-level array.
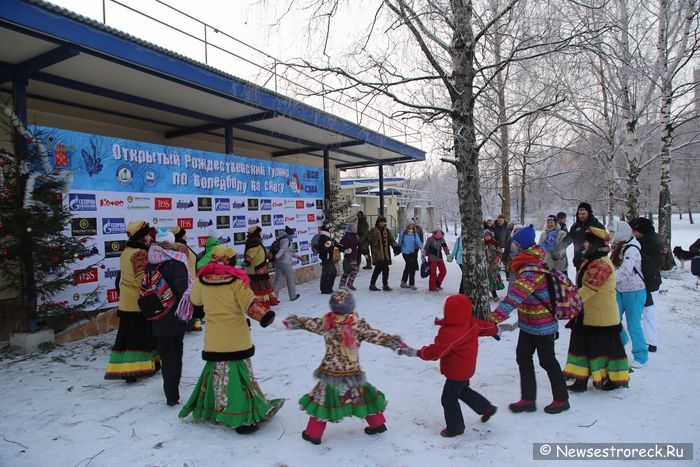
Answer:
[{"left": 0, "top": 0, "right": 425, "bottom": 168}]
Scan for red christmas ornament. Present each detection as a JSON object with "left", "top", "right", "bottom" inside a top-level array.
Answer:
[
  {"left": 52, "top": 170, "right": 59, "bottom": 176},
  {"left": 1, "top": 249, "right": 8, "bottom": 257},
  {"left": 100, "top": 264, "right": 105, "bottom": 269}
]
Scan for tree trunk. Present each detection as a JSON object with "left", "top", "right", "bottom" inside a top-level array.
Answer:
[
  {"left": 520, "top": 159, "right": 526, "bottom": 225},
  {"left": 656, "top": 0, "right": 675, "bottom": 271},
  {"left": 452, "top": 0, "right": 489, "bottom": 319},
  {"left": 688, "top": 203, "right": 694, "bottom": 224},
  {"left": 495, "top": 31, "right": 510, "bottom": 221}
]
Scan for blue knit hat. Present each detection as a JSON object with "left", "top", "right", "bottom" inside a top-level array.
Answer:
[
  {"left": 329, "top": 289, "right": 356, "bottom": 315},
  {"left": 512, "top": 224, "right": 536, "bottom": 249}
]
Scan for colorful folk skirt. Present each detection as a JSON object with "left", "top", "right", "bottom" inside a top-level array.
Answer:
[
  {"left": 563, "top": 325, "right": 630, "bottom": 387},
  {"left": 104, "top": 311, "right": 160, "bottom": 380},
  {"left": 179, "top": 359, "right": 284, "bottom": 429},
  {"left": 249, "top": 273, "right": 279, "bottom": 308},
  {"left": 299, "top": 381, "right": 387, "bottom": 423}
]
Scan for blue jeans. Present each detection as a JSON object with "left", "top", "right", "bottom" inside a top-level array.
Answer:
[{"left": 617, "top": 290, "right": 648, "bottom": 364}]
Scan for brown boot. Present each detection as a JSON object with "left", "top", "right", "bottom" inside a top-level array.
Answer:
[
  {"left": 382, "top": 285, "right": 393, "bottom": 291},
  {"left": 369, "top": 284, "right": 380, "bottom": 291}
]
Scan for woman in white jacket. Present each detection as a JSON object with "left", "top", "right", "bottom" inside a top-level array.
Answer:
[{"left": 609, "top": 220, "right": 648, "bottom": 368}]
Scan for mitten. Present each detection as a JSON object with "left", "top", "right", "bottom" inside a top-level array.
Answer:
[
  {"left": 498, "top": 322, "right": 519, "bottom": 333},
  {"left": 446, "top": 254, "right": 454, "bottom": 263},
  {"left": 259, "top": 310, "right": 276, "bottom": 328},
  {"left": 396, "top": 347, "right": 418, "bottom": 357}
]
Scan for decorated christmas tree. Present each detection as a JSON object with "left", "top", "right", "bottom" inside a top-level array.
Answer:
[
  {"left": 0, "top": 103, "right": 100, "bottom": 332},
  {"left": 324, "top": 176, "right": 354, "bottom": 229}
]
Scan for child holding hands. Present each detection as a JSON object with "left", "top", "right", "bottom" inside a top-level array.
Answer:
[
  {"left": 398, "top": 294, "right": 499, "bottom": 437},
  {"left": 273, "top": 289, "right": 405, "bottom": 445}
]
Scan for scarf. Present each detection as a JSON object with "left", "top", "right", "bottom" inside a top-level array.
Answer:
[
  {"left": 541, "top": 228, "right": 558, "bottom": 253},
  {"left": 323, "top": 312, "right": 359, "bottom": 362},
  {"left": 197, "top": 261, "right": 251, "bottom": 285},
  {"left": 148, "top": 245, "right": 194, "bottom": 322}
]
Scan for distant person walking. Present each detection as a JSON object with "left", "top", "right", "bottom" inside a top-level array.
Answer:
[
  {"left": 272, "top": 226, "right": 301, "bottom": 302},
  {"left": 356, "top": 211, "right": 372, "bottom": 270},
  {"left": 367, "top": 216, "right": 400, "bottom": 291},
  {"left": 398, "top": 221, "right": 423, "bottom": 290}
]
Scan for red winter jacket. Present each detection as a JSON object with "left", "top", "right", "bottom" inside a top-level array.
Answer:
[{"left": 417, "top": 295, "right": 498, "bottom": 381}]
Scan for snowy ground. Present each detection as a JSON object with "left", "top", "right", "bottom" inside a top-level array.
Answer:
[{"left": 1, "top": 221, "right": 699, "bottom": 466}]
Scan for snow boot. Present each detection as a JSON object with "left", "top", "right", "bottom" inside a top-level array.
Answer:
[
  {"left": 481, "top": 405, "right": 497, "bottom": 423},
  {"left": 440, "top": 428, "right": 464, "bottom": 438},
  {"left": 364, "top": 413, "right": 387, "bottom": 435},
  {"left": 382, "top": 284, "right": 393, "bottom": 291},
  {"left": 567, "top": 379, "right": 588, "bottom": 393},
  {"left": 400, "top": 281, "right": 410, "bottom": 288},
  {"left": 369, "top": 284, "right": 380, "bottom": 291},
  {"left": 302, "top": 431, "right": 321, "bottom": 445},
  {"left": 544, "top": 400, "right": 570, "bottom": 414},
  {"left": 508, "top": 400, "right": 536, "bottom": 413},
  {"left": 648, "top": 345, "right": 657, "bottom": 353},
  {"left": 601, "top": 380, "right": 620, "bottom": 391},
  {"left": 302, "top": 417, "right": 326, "bottom": 444},
  {"left": 235, "top": 424, "right": 259, "bottom": 434}
]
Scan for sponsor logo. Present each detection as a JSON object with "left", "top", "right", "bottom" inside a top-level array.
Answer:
[
  {"left": 71, "top": 218, "right": 97, "bottom": 236},
  {"left": 177, "top": 218, "right": 193, "bottom": 229},
  {"left": 304, "top": 169, "right": 320, "bottom": 180},
  {"left": 307, "top": 214, "right": 316, "bottom": 222},
  {"left": 103, "top": 268, "right": 120, "bottom": 279},
  {"left": 310, "top": 253, "right": 319, "bottom": 263},
  {"left": 68, "top": 193, "right": 96, "bottom": 212},
  {"left": 232, "top": 216, "right": 246, "bottom": 228},
  {"left": 177, "top": 200, "right": 194, "bottom": 209},
  {"left": 297, "top": 228, "right": 309, "bottom": 236},
  {"left": 284, "top": 200, "right": 296, "bottom": 209},
  {"left": 116, "top": 165, "right": 133, "bottom": 185},
  {"left": 234, "top": 232, "right": 246, "bottom": 245},
  {"left": 248, "top": 217, "right": 260, "bottom": 226},
  {"left": 306, "top": 201, "right": 315, "bottom": 208},
  {"left": 262, "top": 232, "right": 273, "bottom": 240},
  {"left": 316, "top": 199, "right": 324, "bottom": 210},
  {"left": 215, "top": 198, "right": 230, "bottom": 211},
  {"left": 302, "top": 254, "right": 311, "bottom": 265},
  {"left": 107, "top": 289, "right": 120, "bottom": 303},
  {"left": 247, "top": 199, "right": 259, "bottom": 211},
  {"left": 261, "top": 214, "right": 272, "bottom": 227},
  {"left": 304, "top": 185, "right": 318, "bottom": 193},
  {"left": 216, "top": 215, "right": 231, "bottom": 229},
  {"left": 127, "top": 195, "right": 150, "bottom": 203},
  {"left": 317, "top": 214, "right": 325, "bottom": 222},
  {"left": 104, "top": 240, "right": 126, "bottom": 258},
  {"left": 154, "top": 197, "right": 172, "bottom": 210},
  {"left": 296, "top": 214, "right": 307, "bottom": 223},
  {"left": 79, "top": 245, "right": 99, "bottom": 259},
  {"left": 198, "top": 197, "right": 212, "bottom": 211},
  {"left": 74, "top": 267, "right": 98, "bottom": 285},
  {"left": 197, "top": 219, "right": 213, "bottom": 228},
  {"left": 153, "top": 217, "right": 175, "bottom": 225},
  {"left": 296, "top": 200, "right": 304, "bottom": 209},
  {"left": 102, "top": 218, "right": 126, "bottom": 235},
  {"left": 231, "top": 200, "right": 245, "bottom": 209},
  {"left": 272, "top": 201, "right": 284, "bottom": 209},
  {"left": 54, "top": 143, "right": 69, "bottom": 168},
  {"left": 273, "top": 215, "right": 284, "bottom": 226},
  {"left": 197, "top": 236, "right": 209, "bottom": 248},
  {"left": 260, "top": 199, "right": 272, "bottom": 211},
  {"left": 217, "top": 235, "right": 231, "bottom": 244},
  {"left": 99, "top": 198, "right": 124, "bottom": 207},
  {"left": 126, "top": 195, "right": 150, "bottom": 210},
  {"left": 144, "top": 170, "right": 157, "bottom": 187},
  {"left": 300, "top": 241, "right": 310, "bottom": 252},
  {"left": 285, "top": 216, "right": 295, "bottom": 222}
]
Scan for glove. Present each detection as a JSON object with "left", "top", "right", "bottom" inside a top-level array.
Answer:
[
  {"left": 446, "top": 254, "right": 454, "bottom": 263},
  {"left": 324, "top": 241, "right": 332, "bottom": 248},
  {"left": 270, "top": 319, "right": 288, "bottom": 330},
  {"left": 396, "top": 347, "right": 418, "bottom": 357},
  {"left": 393, "top": 245, "right": 401, "bottom": 256},
  {"left": 498, "top": 322, "right": 519, "bottom": 333}
]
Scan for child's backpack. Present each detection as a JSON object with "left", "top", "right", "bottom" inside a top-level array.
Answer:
[
  {"left": 311, "top": 233, "right": 321, "bottom": 253},
  {"left": 420, "top": 258, "right": 430, "bottom": 278},
  {"left": 520, "top": 265, "right": 582, "bottom": 320},
  {"left": 138, "top": 264, "right": 176, "bottom": 321}
]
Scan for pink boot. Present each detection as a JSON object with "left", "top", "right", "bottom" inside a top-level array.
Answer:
[
  {"left": 364, "top": 413, "right": 387, "bottom": 435},
  {"left": 302, "top": 417, "right": 326, "bottom": 445}
]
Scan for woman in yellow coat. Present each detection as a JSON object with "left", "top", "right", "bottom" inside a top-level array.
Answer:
[
  {"left": 104, "top": 221, "right": 159, "bottom": 383},
  {"left": 243, "top": 226, "right": 279, "bottom": 308},
  {"left": 563, "top": 227, "right": 629, "bottom": 391},
  {"left": 179, "top": 245, "right": 283, "bottom": 434}
]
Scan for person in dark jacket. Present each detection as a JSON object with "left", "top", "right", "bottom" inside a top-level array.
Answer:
[
  {"left": 629, "top": 217, "right": 663, "bottom": 353},
  {"left": 339, "top": 225, "right": 361, "bottom": 290},
  {"left": 367, "top": 216, "right": 400, "bottom": 291},
  {"left": 398, "top": 295, "right": 499, "bottom": 437},
  {"left": 318, "top": 222, "right": 341, "bottom": 294},
  {"left": 554, "top": 202, "right": 604, "bottom": 271},
  {"left": 148, "top": 229, "right": 191, "bottom": 406},
  {"left": 356, "top": 211, "right": 372, "bottom": 269},
  {"left": 556, "top": 212, "right": 569, "bottom": 234}
]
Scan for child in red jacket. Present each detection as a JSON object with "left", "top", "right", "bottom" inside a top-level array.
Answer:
[{"left": 399, "top": 294, "right": 499, "bottom": 437}]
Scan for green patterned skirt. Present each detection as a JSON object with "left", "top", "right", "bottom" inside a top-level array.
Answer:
[
  {"left": 299, "top": 381, "right": 387, "bottom": 423},
  {"left": 179, "top": 359, "right": 283, "bottom": 429}
]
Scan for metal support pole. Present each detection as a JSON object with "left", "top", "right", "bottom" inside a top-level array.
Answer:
[
  {"left": 323, "top": 147, "right": 331, "bottom": 221},
  {"left": 378, "top": 162, "right": 385, "bottom": 216},
  {"left": 225, "top": 125, "right": 233, "bottom": 154}
]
